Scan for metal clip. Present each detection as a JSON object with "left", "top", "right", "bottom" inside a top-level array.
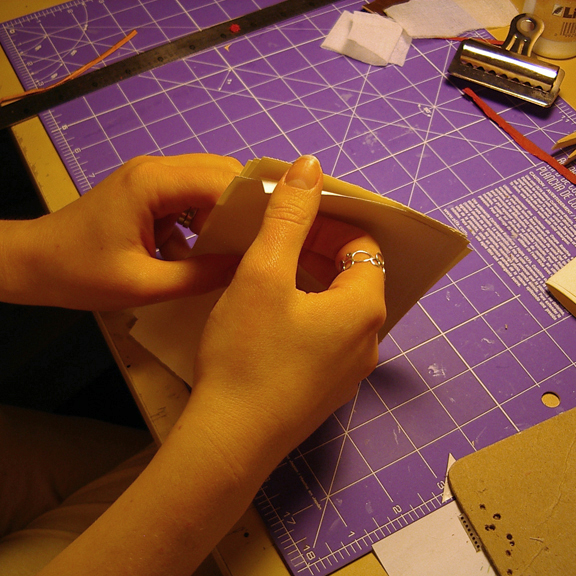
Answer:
[
  {"left": 501, "top": 12, "right": 544, "bottom": 56},
  {"left": 448, "top": 14, "right": 564, "bottom": 107}
]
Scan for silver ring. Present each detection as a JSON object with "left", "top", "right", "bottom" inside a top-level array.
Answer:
[
  {"left": 177, "top": 208, "right": 197, "bottom": 229},
  {"left": 340, "top": 250, "right": 385, "bottom": 274}
]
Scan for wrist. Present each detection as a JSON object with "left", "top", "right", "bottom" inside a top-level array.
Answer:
[
  {"left": 173, "top": 379, "right": 295, "bottom": 488},
  {"left": 0, "top": 218, "right": 45, "bottom": 305}
]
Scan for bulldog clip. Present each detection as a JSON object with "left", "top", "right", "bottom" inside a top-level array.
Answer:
[{"left": 448, "top": 13, "right": 564, "bottom": 107}]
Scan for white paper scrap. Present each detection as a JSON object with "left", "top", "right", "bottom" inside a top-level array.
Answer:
[
  {"left": 347, "top": 11, "right": 403, "bottom": 65},
  {"left": 385, "top": 0, "right": 518, "bottom": 38},
  {"left": 321, "top": 10, "right": 354, "bottom": 55},
  {"left": 321, "top": 11, "right": 411, "bottom": 67},
  {"left": 442, "top": 453, "right": 457, "bottom": 503},
  {"left": 385, "top": 0, "right": 481, "bottom": 38},
  {"left": 456, "top": 0, "right": 518, "bottom": 30},
  {"left": 389, "top": 29, "right": 412, "bottom": 66}
]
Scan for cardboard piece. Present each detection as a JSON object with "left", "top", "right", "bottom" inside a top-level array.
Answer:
[
  {"left": 448, "top": 407, "right": 576, "bottom": 576},
  {"left": 131, "top": 157, "right": 470, "bottom": 387},
  {"left": 546, "top": 256, "right": 576, "bottom": 318}
]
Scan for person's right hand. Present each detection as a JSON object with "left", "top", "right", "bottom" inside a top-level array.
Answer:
[
  {"left": 190, "top": 155, "right": 387, "bottom": 469},
  {"left": 33, "top": 156, "right": 386, "bottom": 576}
]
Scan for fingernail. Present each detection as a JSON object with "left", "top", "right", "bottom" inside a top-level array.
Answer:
[{"left": 285, "top": 155, "right": 321, "bottom": 190}]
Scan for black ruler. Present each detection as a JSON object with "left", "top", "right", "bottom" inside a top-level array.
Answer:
[{"left": 0, "top": 0, "right": 335, "bottom": 130}]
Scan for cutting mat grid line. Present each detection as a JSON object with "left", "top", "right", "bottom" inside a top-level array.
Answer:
[{"left": 3, "top": 1, "right": 576, "bottom": 575}]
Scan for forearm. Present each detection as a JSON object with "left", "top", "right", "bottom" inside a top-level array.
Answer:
[
  {"left": 36, "top": 383, "right": 286, "bottom": 576},
  {"left": 0, "top": 218, "right": 46, "bottom": 306}
]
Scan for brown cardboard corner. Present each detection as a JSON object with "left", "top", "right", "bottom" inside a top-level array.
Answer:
[{"left": 449, "top": 407, "right": 576, "bottom": 575}]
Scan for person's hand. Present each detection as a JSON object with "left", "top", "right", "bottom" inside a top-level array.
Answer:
[
  {"left": 15, "top": 154, "right": 242, "bottom": 311},
  {"left": 190, "top": 155, "right": 387, "bottom": 468}
]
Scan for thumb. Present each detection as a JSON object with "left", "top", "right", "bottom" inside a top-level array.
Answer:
[{"left": 243, "top": 155, "right": 323, "bottom": 281}]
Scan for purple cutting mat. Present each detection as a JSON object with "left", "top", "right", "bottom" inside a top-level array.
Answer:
[{"left": 3, "top": 1, "right": 576, "bottom": 574}]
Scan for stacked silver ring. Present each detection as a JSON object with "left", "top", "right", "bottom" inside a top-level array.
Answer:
[{"left": 340, "top": 250, "right": 385, "bottom": 274}]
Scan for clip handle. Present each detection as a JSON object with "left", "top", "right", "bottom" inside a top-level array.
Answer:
[{"left": 502, "top": 13, "right": 544, "bottom": 56}]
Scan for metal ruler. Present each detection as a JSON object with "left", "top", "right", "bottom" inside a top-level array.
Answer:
[{"left": 0, "top": 0, "right": 334, "bottom": 130}]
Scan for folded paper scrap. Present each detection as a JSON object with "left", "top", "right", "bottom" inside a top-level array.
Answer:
[
  {"left": 131, "top": 158, "right": 471, "bottom": 387},
  {"left": 321, "top": 10, "right": 412, "bottom": 66}
]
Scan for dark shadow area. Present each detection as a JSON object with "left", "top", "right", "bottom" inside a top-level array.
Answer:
[{"left": 0, "top": 128, "right": 146, "bottom": 429}]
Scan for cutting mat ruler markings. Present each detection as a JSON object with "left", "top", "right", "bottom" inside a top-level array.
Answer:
[
  {"left": 2, "top": 1, "right": 576, "bottom": 575},
  {"left": 257, "top": 490, "right": 445, "bottom": 573}
]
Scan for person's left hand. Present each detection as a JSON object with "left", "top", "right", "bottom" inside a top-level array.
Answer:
[{"left": 20, "top": 154, "right": 242, "bottom": 311}]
